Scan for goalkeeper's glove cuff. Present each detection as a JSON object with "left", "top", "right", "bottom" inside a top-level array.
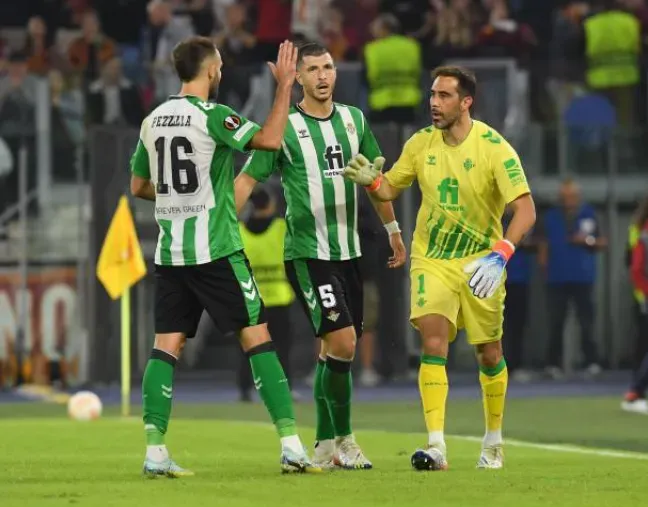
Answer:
[
  {"left": 367, "top": 173, "right": 383, "bottom": 192},
  {"left": 492, "top": 239, "right": 515, "bottom": 263}
]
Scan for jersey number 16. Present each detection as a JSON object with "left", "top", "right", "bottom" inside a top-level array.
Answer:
[{"left": 154, "top": 136, "right": 199, "bottom": 195}]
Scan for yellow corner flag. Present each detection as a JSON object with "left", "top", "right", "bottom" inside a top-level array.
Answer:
[
  {"left": 96, "top": 195, "right": 147, "bottom": 417},
  {"left": 96, "top": 195, "right": 147, "bottom": 299}
]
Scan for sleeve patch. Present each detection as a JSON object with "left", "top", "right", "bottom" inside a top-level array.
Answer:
[
  {"left": 503, "top": 158, "right": 526, "bottom": 187},
  {"left": 233, "top": 121, "right": 255, "bottom": 142},
  {"left": 223, "top": 115, "right": 242, "bottom": 131}
]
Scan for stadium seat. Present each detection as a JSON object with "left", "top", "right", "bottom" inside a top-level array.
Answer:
[{"left": 563, "top": 93, "right": 617, "bottom": 149}]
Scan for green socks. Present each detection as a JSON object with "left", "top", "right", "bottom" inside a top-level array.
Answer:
[
  {"left": 142, "top": 349, "right": 176, "bottom": 446},
  {"left": 314, "top": 358, "right": 335, "bottom": 441},
  {"left": 322, "top": 356, "right": 353, "bottom": 438},
  {"left": 248, "top": 343, "right": 297, "bottom": 438}
]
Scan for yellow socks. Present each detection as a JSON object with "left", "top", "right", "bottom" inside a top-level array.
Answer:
[
  {"left": 479, "top": 358, "right": 508, "bottom": 447},
  {"left": 419, "top": 355, "right": 449, "bottom": 448}
]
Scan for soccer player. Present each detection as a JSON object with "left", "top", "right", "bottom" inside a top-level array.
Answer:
[
  {"left": 234, "top": 43, "right": 407, "bottom": 470},
  {"left": 343, "top": 66, "right": 536, "bottom": 470},
  {"left": 129, "top": 36, "right": 320, "bottom": 476}
]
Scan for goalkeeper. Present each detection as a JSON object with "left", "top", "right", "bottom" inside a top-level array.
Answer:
[{"left": 343, "top": 66, "right": 536, "bottom": 470}]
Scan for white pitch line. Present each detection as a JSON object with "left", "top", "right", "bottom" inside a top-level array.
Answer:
[
  {"left": 217, "top": 421, "right": 648, "bottom": 462},
  {"left": 450, "top": 435, "right": 648, "bottom": 461}
]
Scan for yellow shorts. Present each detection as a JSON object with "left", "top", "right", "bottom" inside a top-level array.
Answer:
[{"left": 409, "top": 253, "right": 506, "bottom": 345}]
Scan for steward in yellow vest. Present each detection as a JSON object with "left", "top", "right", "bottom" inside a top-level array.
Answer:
[
  {"left": 583, "top": 2, "right": 641, "bottom": 125},
  {"left": 584, "top": 8, "right": 640, "bottom": 90},
  {"left": 364, "top": 14, "right": 422, "bottom": 124}
]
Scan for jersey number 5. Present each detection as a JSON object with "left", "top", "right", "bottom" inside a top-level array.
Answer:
[
  {"left": 154, "top": 136, "right": 199, "bottom": 195},
  {"left": 318, "top": 284, "right": 337, "bottom": 309}
]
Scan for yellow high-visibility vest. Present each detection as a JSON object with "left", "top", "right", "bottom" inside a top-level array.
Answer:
[
  {"left": 240, "top": 218, "right": 294, "bottom": 307},
  {"left": 365, "top": 35, "right": 422, "bottom": 111},
  {"left": 585, "top": 11, "right": 640, "bottom": 89},
  {"left": 629, "top": 223, "right": 645, "bottom": 304}
]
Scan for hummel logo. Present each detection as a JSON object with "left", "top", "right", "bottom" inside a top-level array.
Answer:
[
  {"left": 253, "top": 376, "right": 263, "bottom": 390},
  {"left": 427, "top": 155, "right": 436, "bottom": 165},
  {"left": 304, "top": 288, "right": 317, "bottom": 310},
  {"left": 298, "top": 129, "right": 309, "bottom": 139},
  {"left": 161, "top": 385, "right": 172, "bottom": 399},
  {"left": 242, "top": 278, "right": 257, "bottom": 301}
]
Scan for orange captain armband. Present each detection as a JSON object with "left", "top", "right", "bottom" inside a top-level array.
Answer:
[
  {"left": 367, "top": 173, "right": 383, "bottom": 193},
  {"left": 492, "top": 239, "right": 516, "bottom": 262}
]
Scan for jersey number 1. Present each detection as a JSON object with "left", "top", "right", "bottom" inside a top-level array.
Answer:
[{"left": 154, "top": 136, "right": 199, "bottom": 195}]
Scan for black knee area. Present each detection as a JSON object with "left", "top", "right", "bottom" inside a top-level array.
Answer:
[
  {"left": 245, "top": 341, "right": 275, "bottom": 358},
  {"left": 151, "top": 348, "right": 177, "bottom": 366},
  {"left": 326, "top": 355, "right": 352, "bottom": 373}
]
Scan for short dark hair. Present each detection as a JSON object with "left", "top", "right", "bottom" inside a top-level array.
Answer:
[
  {"left": 172, "top": 36, "right": 217, "bottom": 82},
  {"left": 431, "top": 66, "right": 477, "bottom": 98},
  {"left": 297, "top": 42, "right": 330, "bottom": 66}
]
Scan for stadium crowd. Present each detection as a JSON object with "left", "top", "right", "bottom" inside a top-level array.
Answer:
[{"left": 0, "top": 0, "right": 646, "bottom": 124}]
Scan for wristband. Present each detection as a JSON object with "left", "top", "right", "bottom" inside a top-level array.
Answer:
[
  {"left": 367, "top": 173, "right": 382, "bottom": 192},
  {"left": 492, "top": 239, "right": 515, "bottom": 262},
  {"left": 384, "top": 220, "right": 401, "bottom": 235}
]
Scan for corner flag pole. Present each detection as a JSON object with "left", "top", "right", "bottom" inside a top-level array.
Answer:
[{"left": 121, "top": 286, "right": 131, "bottom": 417}]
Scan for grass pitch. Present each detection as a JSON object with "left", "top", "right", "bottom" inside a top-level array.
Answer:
[{"left": 1, "top": 397, "right": 647, "bottom": 507}]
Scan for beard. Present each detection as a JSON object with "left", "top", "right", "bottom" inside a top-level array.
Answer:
[
  {"left": 208, "top": 79, "right": 219, "bottom": 101},
  {"left": 432, "top": 112, "right": 459, "bottom": 130}
]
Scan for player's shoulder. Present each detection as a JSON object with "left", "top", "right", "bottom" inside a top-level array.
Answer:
[
  {"left": 334, "top": 102, "right": 367, "bottom": 126},
  {"left": 406, "top": 125, "right": 437, "bottom": 148},
  {"left": 179, "top": 95, "right": 219, "bottom": 115},
  {"left": 473, "top": 121, "right": 509, "bottom": 148},
  {"left": 334, "top": 102, "right": 363, "bottom": 117},
  {"left": 289, "top": 104, "right": 300, "bottom": 116}
]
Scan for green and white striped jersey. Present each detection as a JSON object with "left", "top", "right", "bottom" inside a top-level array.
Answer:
[
  {"left": 242, "top": 103, "right": 381, "bottom": 261},
  {"left": 130, "top": 95, "right": 260, "bottom": 266}
]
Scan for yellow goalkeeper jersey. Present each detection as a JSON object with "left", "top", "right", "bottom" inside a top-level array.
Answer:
[{"left": 384, "top": 120, "right": 530, "bottom": 262}]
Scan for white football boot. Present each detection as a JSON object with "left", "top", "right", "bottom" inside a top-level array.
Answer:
[
  {"left": 333, "top": 435, "right": 373, "bottom": 470},
  {"left": 312, "top": 439, "right": 337, "bottom": 470},
  {"left": 477, "top": 444, "right": 504, "bottom": 469}
]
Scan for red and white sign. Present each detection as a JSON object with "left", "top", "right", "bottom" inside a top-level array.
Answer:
[{"left": 0, "top": 267, "right": 81, "bottom": 386}]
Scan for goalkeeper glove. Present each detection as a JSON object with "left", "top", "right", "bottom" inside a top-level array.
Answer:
[
  {"left": 343, "top": 154, "right": 385, "bottom": 191},
  {"left": 463, "top": 240, "right": 515, "bottom": 299}
]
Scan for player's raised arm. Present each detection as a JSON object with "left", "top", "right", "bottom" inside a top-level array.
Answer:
[
  {"left": 357, "top": 114, "right": 406, "bottom": 267},
  {"left": 247, "top": 41, "right": 298, "bottom": 150},
  {"left": 344, "top": 131, "right": 420, "bottom": 202},
  {"left": 343, "top": 155, "right": 400, "bottom": 202},
  {"left": 235, "top": 149, "right": 282, "bottom": 214}
]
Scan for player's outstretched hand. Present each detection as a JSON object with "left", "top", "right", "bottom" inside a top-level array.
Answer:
[
  {"left": 267, "top": 40, "right": 298, "bottom": 87},
  {"left": 343, "top": 154, "right": 384, "bottom": 187},
  {"left": 463, "top": 240, "right": 515, "bottom": 298},
  {"left": 388, "top": 233, "right": 407, "bottom": 269}
]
